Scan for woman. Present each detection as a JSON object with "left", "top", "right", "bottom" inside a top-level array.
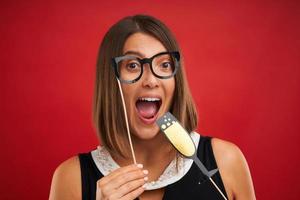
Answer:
[{"left": 49, "top": 15, "right": 256, "bottom": 200}]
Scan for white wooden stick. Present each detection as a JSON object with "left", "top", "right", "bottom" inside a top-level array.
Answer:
[
  {"left": 209, "top": 177, "right": 228, "bottom": 200},
  {"left": 117, "top": 79, "right": 137, "bottom": 164}
]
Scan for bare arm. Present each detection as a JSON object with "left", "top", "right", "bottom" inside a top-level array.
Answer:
[
  {"left": 212, "top": 138, "right": 256, "bottom": 200},
  {"left": 49, "top": 156, "right": 82, "bottom": 200}
]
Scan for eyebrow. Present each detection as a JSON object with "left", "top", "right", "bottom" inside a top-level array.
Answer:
[{"left": 123, "top": 50, "right": 145, "bottom": 58}]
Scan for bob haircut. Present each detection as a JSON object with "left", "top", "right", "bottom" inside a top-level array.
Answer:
[{"left": 93, "top": 15, "right": 198, "bottom": 158}]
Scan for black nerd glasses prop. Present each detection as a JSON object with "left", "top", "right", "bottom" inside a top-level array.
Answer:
[{"left": 112, "top": 51, "right": 180, "bottom": 84}]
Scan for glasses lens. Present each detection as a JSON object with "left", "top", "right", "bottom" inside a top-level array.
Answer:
[
  {"left": 118, "top": 57, "right": 142, "bottom": 82},
  {"left": 152, "top": 53, "right": 177, "bottom": 77}
]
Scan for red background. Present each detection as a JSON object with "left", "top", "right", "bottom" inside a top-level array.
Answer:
[{"left": 1, "top": 1, "right": 299, "bottom": 199}]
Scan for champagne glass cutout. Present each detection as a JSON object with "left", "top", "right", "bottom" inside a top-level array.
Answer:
[{"left": 156, "top": 112, "right": 228, "bottom": 200}]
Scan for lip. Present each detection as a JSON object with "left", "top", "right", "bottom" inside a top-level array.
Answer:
[{"left": 135, "top": 94, "right": 162, "bottom": 125}]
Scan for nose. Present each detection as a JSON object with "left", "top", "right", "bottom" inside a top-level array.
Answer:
[{"left": 141, "top": 63, "right": 159, "bottom": 88}]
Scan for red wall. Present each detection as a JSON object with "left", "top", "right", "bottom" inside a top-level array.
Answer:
[{"left": 1, "top": 1, "right": 299, "bottom": 199}]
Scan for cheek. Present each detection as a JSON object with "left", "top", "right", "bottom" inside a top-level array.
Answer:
[
  {"left": 167, "top": 79, "right": 176, "bottom": 98},
  {"left": 121, "top": 84, "right": 136, "bottom": 111},
  {"left": 164, "top": 79, "right": 176, "bottom": 108},
  {"left": 121, "top": 84, "right": 133, "bottom": 100}
]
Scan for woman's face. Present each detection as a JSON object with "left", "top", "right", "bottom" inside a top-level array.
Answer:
[{"left": 121, "top": 32, "right": 175, "bottom": 140}]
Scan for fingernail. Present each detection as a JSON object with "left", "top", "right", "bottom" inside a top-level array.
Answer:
[
  {"left": 142, "top": 183, "right": 147, "bottom": 188},
  {"left": 137, "top": 164, "right": 143, "bottom": 168},
  {"left": 144, "top": 176, "right": 148, "bottom": 181},
  {"left": 142, "top": 170, "right": 148, "bottom": 175}
]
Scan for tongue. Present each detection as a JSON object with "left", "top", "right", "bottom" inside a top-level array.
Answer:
[{"left": 136, "top": 101, "right": 158, "bottom": 119}]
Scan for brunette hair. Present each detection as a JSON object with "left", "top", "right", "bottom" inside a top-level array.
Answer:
[{"left": 93, "top": 15, "right": 198, "bottom": 158}]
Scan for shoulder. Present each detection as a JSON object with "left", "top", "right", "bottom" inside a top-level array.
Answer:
[
  {"left": 211, "top": 138, "right": 256, "bottom": 200},
  {"left": 49, "top": 156, "right": 82, "bottom": 200},
  {"left": 211, "top": 138, "right": 243, "bottom": 167}
]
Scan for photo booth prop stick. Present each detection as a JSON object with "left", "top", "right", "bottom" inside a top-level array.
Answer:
[
  {"left": 156, "top": 112, "right": 228, "bottom": 200},
  {"left": 116, "top": 79, "right": 137, "bottom": 164}
]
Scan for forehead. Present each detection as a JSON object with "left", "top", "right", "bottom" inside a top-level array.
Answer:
[{"left": 123, "top": 32, "right": 167, "bottom": 57}]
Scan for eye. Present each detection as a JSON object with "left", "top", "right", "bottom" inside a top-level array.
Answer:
[
  {"left": 161, "top": 62, "right": 173, "bottom": 69},
  {"left": 126, "top": 61, "right": 141, "bottom": 71}
]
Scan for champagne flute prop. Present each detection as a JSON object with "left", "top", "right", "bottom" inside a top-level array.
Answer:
[{"left": 156, "top": 112, "right": 228, "bottom": 200}]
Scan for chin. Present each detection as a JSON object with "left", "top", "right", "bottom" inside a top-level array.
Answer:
[{"left": 132, "top": 126, "right": 161, "bottom": 140}]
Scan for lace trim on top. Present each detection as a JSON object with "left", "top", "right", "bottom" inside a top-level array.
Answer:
[{"left": 91, "top": 132, "right": 200, "bottom": 190}]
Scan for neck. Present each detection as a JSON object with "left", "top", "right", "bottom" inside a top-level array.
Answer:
[
  {"left": 132, "top": 133, "right": 175, "bottom": 166},
  {"left": 112, "top": 133, "right": 176, "bottom": 182}
]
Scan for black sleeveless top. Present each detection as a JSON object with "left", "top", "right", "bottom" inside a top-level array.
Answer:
[{"left": 79, "top": 136, "right": 228, "bottom": 200}]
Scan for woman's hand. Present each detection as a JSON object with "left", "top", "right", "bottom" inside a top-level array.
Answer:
[{"left": 96, "top": 164, "right": 148, "bottom": 200}]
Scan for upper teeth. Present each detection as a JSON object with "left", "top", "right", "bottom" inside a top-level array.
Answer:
[{"left": 139, "top": 97, "right": 160, "bottom": 102}]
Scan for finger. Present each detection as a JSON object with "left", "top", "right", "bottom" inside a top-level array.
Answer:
[
  {"left": 119, "top": 185, "right": 145, "bottom": 200},
  {"left": 96, "top": 180, "right": 113, "bottom": 199},
  {"left": 95, "top": 186, "right": 102, "bottom": 200},
  {"left": 110, "top": 169, "right": 148, "bottom": 189},
  {"left": 101, "top": 164, "right": 143, "bottom": 185},
  {"left": 115, "top": 178, "right": 146, "bottom": 198},
  {"left": 97, "top": 165, "right": 146, "bottom": 197}
]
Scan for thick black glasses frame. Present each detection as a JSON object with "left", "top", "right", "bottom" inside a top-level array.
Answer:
[{"left": 112, "top": 51, "right": 180, "bottom": 84}]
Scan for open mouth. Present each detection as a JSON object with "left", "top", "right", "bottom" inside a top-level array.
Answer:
[{"left": 135, "top": 97, "right": 162, "bottom": 124}]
